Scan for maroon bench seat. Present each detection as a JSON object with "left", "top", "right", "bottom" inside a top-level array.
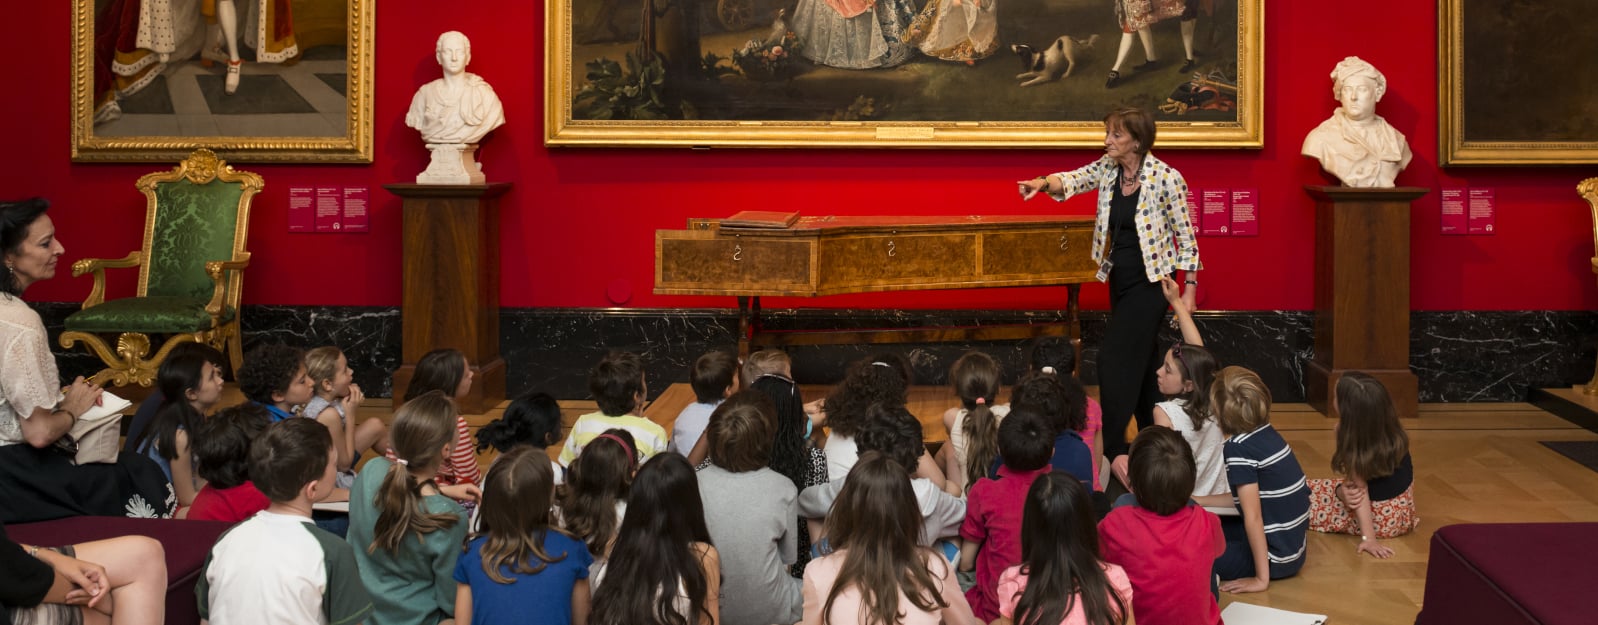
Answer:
[
  {"left": 1415, "top": 523, "right": 1595, "bottom": 625},
  {"left": 9, "top": 516, "right": 232, "bottom": 625}
]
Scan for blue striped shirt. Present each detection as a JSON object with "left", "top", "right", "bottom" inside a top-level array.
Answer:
[{"left": 1224, "top": 424, "right": 1309, "bottom": 573}]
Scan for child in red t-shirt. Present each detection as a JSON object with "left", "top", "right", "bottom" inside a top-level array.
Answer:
[
  {"left": 957, "top": 410, "right": 1055, "bottom": 622},
  {"left": 187, "top": 403, "right": 273, "bottom": 523},
  {"left": 1098, "top": 426, "right": 1224, "bottom": 625}
]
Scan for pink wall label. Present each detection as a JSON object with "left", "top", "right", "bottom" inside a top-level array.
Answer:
[
  {"left": 1230, "top": 188, "right": 1258, "bottom": 236},
  {"left": 1440, "top": 188, "right": 1467, "bottom": 235},
  {"left": 288, "top": 187, "right": 315, "bottom": 232},
  {"left": 314, "top": 188, "right": 341, "bottom": 232},
  {"left": 1468, "top": 188, "right": 1495, "bottom": 235},
  {"left": 1201, "top": 189, "right": 1230, "bottom": 236},
  {"left": 342, "top": 187, "right": 369, "bottom": 232}
]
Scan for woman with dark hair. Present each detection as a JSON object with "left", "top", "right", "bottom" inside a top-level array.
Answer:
[
  {"left": 1018, "top": 107, "right": 1203, "bottom": 491},
  {"left": 0, "top": 198, "right": 172, "bottom": 522},
  {"left": 399, "top": 348, "right": 482, "bottom": 496},
  {"left": 591, "top": 453, "right": 720, "bottom": 625}
]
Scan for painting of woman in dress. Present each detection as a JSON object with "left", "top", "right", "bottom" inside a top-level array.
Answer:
[
  {"left": 906, "top": 0, "right": 999, "bottom": 64},
  {"left": 790, "top": 0, "right": 919, "bottom": 69}
]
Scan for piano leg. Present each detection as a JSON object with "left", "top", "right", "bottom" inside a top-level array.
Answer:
[{"left": 736, "top": 296, "right": 752, "bottom": 357}]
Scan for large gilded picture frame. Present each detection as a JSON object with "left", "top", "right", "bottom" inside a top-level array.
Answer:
[
  {"left": 547, "top": 0, "right": 1262, "bottom": 148},
  {"left": 1439, "top": 0, "right": 1598, "bottom": 165},
  {"left": 71, "top": 0, "right": 374, "bottom": 163}
]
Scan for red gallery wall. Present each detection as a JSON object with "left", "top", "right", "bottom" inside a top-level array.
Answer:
[{"left": 5, "top": 1, "right": 1595, "bottom": 312}]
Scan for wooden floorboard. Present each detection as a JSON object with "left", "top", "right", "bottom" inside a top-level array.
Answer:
[{"left": 323, "top": 383, "right": 1598, "bottom": 624}]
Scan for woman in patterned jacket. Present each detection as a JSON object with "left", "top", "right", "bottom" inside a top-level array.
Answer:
[{"left": 1017, "top": 107, "right": 1202, "bottom": 493}]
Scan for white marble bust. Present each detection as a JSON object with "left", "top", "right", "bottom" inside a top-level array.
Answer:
[
  {"left": 407, "top": 31, "right": 506, "bottom": 184},
  {"left": 1301, "top": 56, "right": 1412, "bottom": 188}
]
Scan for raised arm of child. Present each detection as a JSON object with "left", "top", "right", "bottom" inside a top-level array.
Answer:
[
  {"left": 1339, "top": 476, "right": 1393, "bottom": 558},
  {"left": 1219, "top": 483, "right": 1271, "bottom": 594},
  {"left": 1161, "top": 277, "right": 1204, "bottom": 347}
]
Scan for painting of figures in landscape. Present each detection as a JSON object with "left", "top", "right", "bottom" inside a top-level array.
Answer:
[{"left": 547, "top": 0, "right": 1260, "bottom": 147}]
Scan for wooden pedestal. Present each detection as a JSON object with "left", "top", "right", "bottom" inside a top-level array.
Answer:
[
  {"left": 1305, "top": 186, "right": 1427, "bottom": 419},
  {"left": 384, "top": 183, "right": 509, "bottom": 415}
]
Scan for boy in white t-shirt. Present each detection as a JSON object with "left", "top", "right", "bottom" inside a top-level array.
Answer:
[
  {"left": 197, "top": 418, "right": 372, "bottom": 625},
  {"left": 669, "top": 350, "right": 738, "bottom": 458}
]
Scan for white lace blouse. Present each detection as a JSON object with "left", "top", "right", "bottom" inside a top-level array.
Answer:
[{"left": 0, "top": 295, "right": 59, "bottom": 446}]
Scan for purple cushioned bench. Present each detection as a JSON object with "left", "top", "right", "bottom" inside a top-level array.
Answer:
[
  {"left": 9, "top": 516, "right": 232, "bottom": 625},
  {"left": 1415, "top": 523, "right": 1595, "bottom": 625}
]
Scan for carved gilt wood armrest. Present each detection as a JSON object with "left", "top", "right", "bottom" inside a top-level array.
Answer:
[
  {"left": 70, "top": 252, "right": 143, "bottom": 309},
  {"left": 203, "top": 253, "right": 251, "bottom": 318}
]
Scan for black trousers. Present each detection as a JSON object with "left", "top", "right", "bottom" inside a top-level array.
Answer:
[{"left": 1097, "top": 264, "right": 1167, "bottom": 460}]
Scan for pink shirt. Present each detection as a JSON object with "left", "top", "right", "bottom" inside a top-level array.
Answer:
[
  {"left": 996, "top": 562, "right": 1131, "bottom": 625},
  {"left": 801, "top": 549, "right": 979, "bottom": 625},
  {"left": 1098, "top": 504, "right": 1224, "bottom": 625},
  {"left": 960, "top": 466, "right": 1049, "bottom": 621},
  {"left": 1076, "top": 397, "right": 1104, "bottom": 489}
]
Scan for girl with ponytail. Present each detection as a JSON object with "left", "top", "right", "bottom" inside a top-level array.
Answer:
[
  {"left": 348, "top": 390, "right": 471, "bottom": 625},
  {"left": 940, "top": 351, "right": 1008, "bottom": 493}
]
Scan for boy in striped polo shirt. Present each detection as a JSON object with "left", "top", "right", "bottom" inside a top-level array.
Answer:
[
  {"left": 1210, "top": 366, "right": 1310, "bottom": 593},
  {"left": 558, "top": 351, "right": 669, "bottom": 466}
]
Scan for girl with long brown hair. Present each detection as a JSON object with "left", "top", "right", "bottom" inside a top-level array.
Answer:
[
  {"left": 556, "top": 429, "right": 637, "bottom": 570},
  {"left": 800, "top": 452, "right": 979, "bottom": 625},
  {"left": 455, "top": 446, "right": 593, "bottom": 625},
  {"left": 347, "top": 390, "right": 470, "bottom": 625},
  {"left": 1307, "top": 372, "right": 1419, "bottom": 558}
]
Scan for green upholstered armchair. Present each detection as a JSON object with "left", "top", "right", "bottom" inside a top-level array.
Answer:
[{"left": 59, "top": 149, "right": 259, "bottom": 386}]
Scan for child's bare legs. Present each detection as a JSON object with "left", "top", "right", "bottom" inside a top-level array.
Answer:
[
  {"left": 353, "top": 418, "right": 390, "bottom": 458},
  {"left": 72, "top": 536, "right": 166, "bottom": 625}
]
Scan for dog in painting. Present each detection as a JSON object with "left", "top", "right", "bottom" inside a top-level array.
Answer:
[{"left": 1011, "top": 34, "right": 1100, "bottom": 86}]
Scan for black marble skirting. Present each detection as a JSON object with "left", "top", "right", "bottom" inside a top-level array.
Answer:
[{"left": 32, "top": 303, "right": 1598, "bottom": 405}]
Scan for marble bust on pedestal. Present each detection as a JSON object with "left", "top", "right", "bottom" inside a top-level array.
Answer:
[
  {"left": 1301, "top": 56, "right": 1412, "bottom": 188},
  {"left": 406, "top": 31, "right": 506, "bottom": 185}
]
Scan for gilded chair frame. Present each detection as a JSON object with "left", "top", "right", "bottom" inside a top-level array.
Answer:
[
  {"left": 59, "top": 149, "right": 259, "bottom": 386},
  {"left": 1581, "top": 178, "right": 1598, "bottom": 394}
]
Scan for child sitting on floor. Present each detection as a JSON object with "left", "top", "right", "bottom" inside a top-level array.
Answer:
[
  {"left": 198, "top": 418, "right": 373, "bottom": 625},
  {"left": 303, "top": 346, "right": 390, "bottom": 489},
  {"left": 454, "top": 446, "right": 592, "bottom": 625},
  {"left": 941, "top": 350, "right": 1009, "bottom": 494},
  {"left": 1211, "top": 366, "right": 1310, "bottom": 593},
  {"left": 188, "top": 403, "right": 273, "bottom": 524},
  {"left": 958, "top": 410, "right": 1054, "bottom": 622},
  {"left": 671, "top": 350, "right": 738, "bottom": 457},
  {"left": 348, "top": 391, "right": 472, "bottom": 625},
  {"left": 1099, "top": 425, "right": 1223, "bottom": 625},
  {"left": 237, "top": 343, "right": 314, "bottom": 422},
  {"left": 559, "top": 351, "right": 669, "bottom": 466},
  {"left": 1308, "top": 372, "right": 1419, "bottom": 558}
]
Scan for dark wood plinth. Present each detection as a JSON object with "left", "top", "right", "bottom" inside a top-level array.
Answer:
[
  {"left": 1305, "top": 186, "right": 1428, "bottom": 419},
  {"left": 384, "top": 183, "right": 510, "bottom": 415}
]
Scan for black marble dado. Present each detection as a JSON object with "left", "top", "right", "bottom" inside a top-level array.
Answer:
[
  {"left": 31, "top": 302, "right": 1598, "bottom": 405},
  {"left": 501, "top": 308, "right": 1316, "bottom": 403},
  {"left": 1411, "top": 311, "right": 1598, "bottom": 402},
  {"left": 35, "top": 302, "right": 401, "bottom": 396}
]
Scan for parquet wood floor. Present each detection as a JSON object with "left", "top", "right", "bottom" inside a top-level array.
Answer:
[{"left": 335, "top": 384, "right": 1598, "bottom": 625}]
